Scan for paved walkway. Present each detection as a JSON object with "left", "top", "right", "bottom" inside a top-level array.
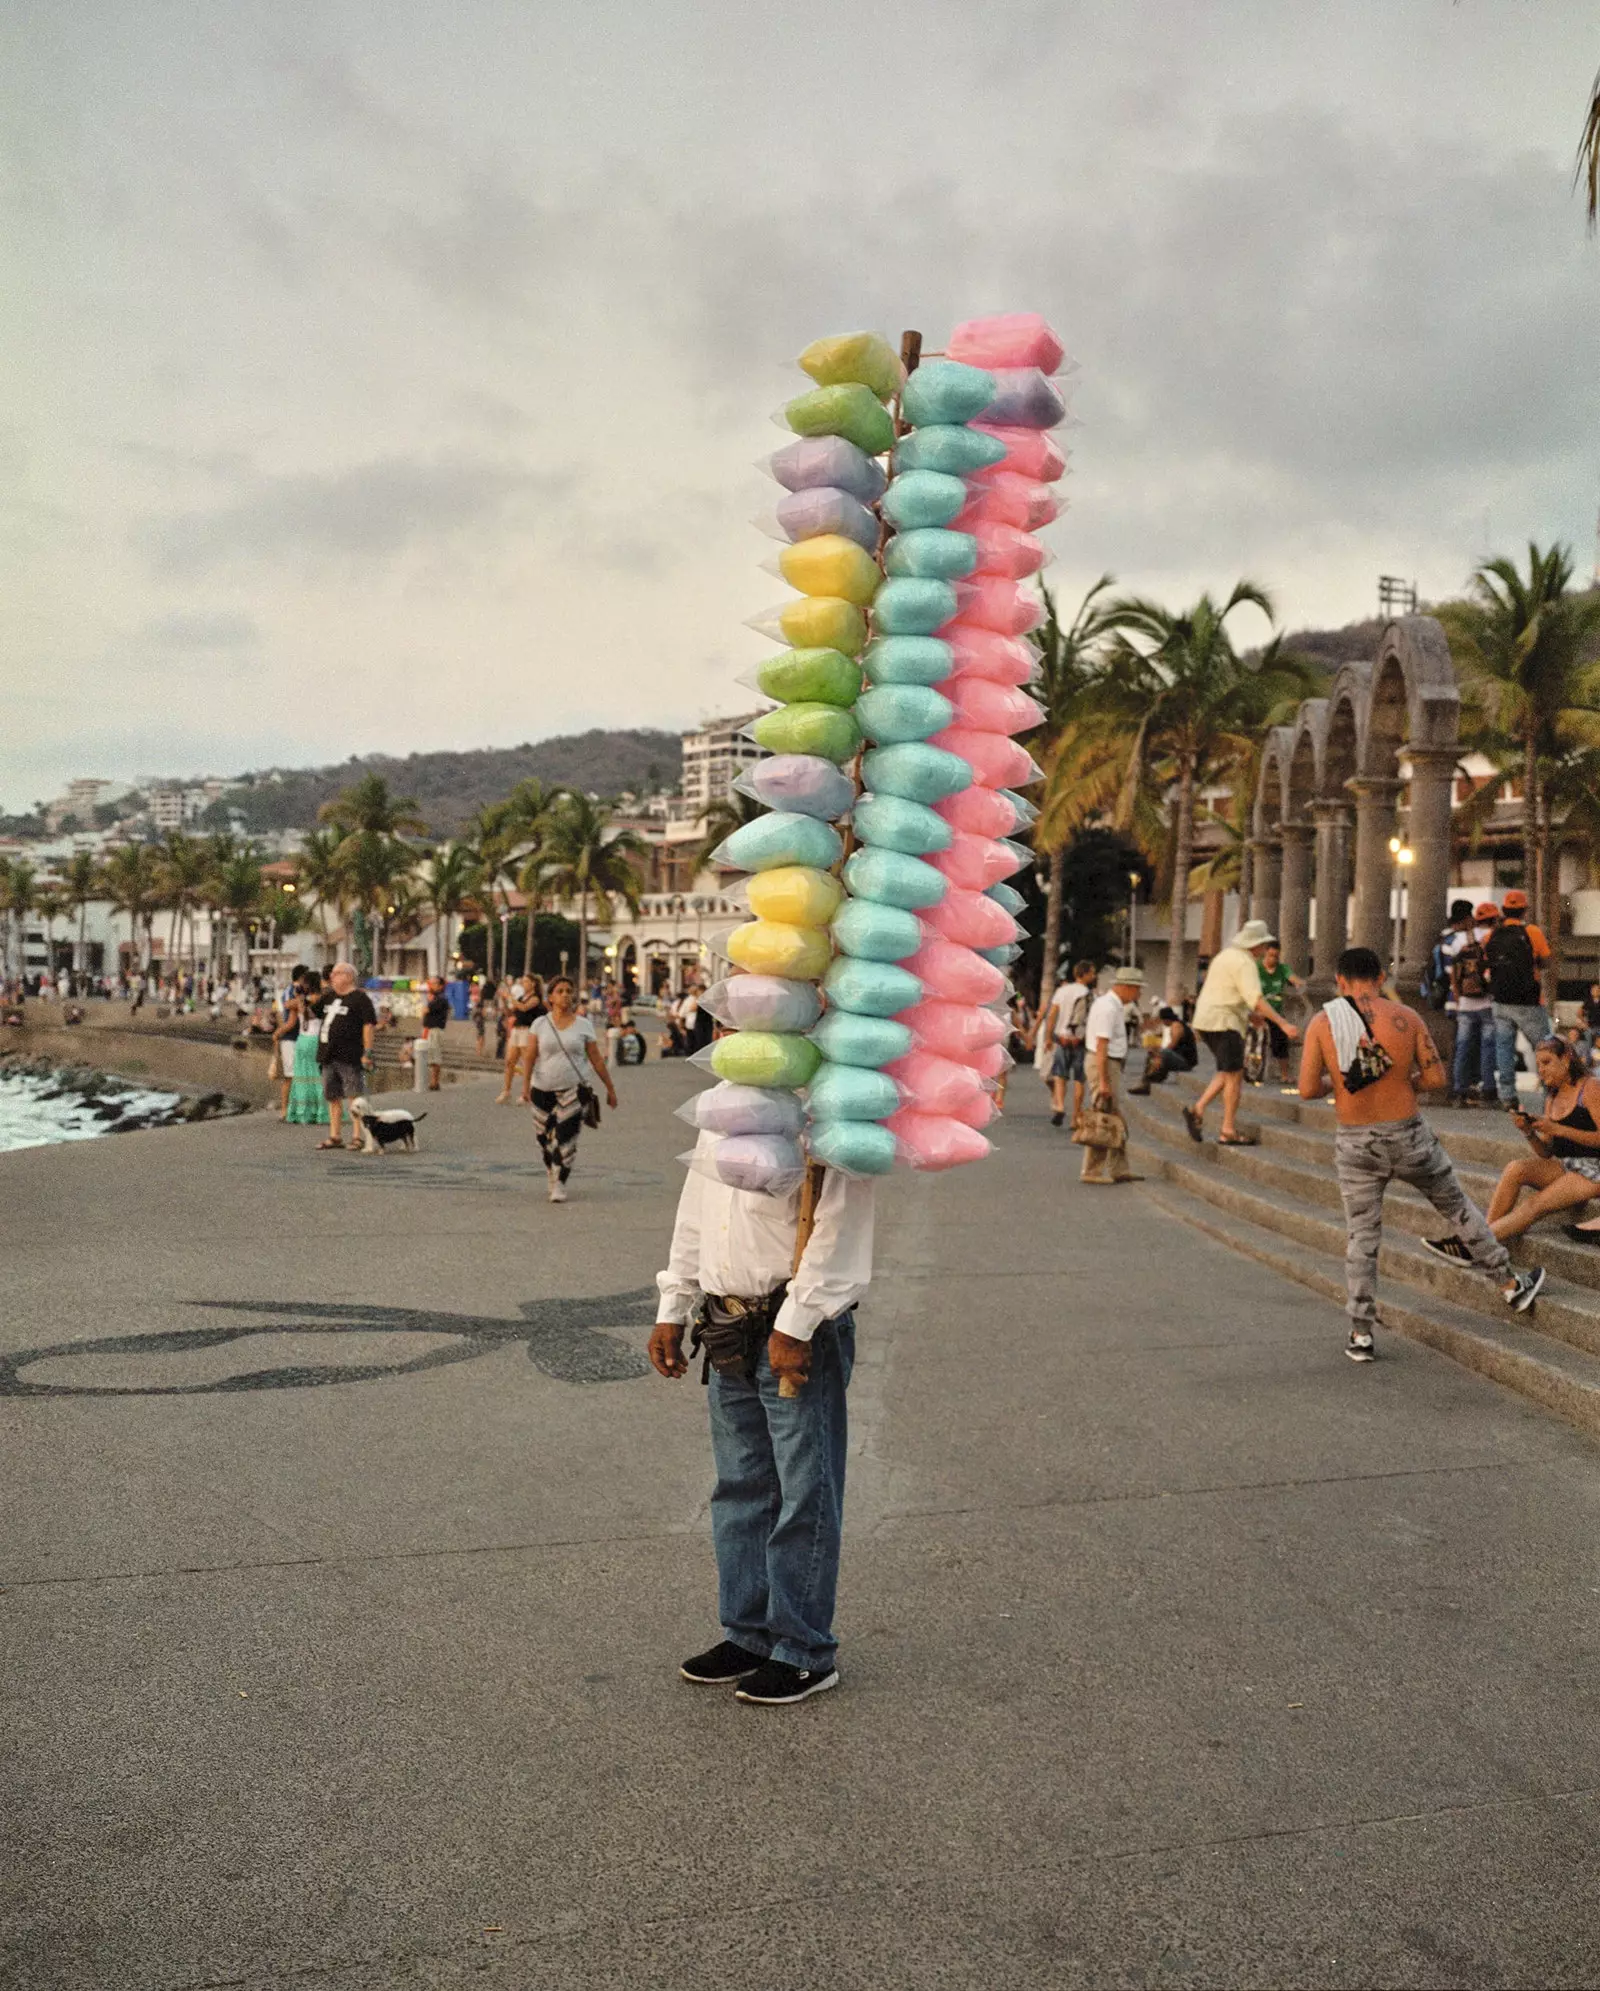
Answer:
[{"left": 4, "top": 1056, "right": 1599, "bottom": 1989}]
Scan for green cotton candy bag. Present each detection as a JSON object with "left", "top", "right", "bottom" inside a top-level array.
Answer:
[
  {"left": 754, "top": 648, "right": 862, "bottom": 707},
  {"left": 873, "top": 577, "right": 959, "bottom": 635},
  {"left": 710, "top": 1031, "right": 822, "bottom": 1090},
  {"left": 807, "top": 1061, "right": 901, "bottom": 1122},
  {"left": 750, "top": 702, "right": 861, "bottom": 763},
  {"left": 714, "top": 811, "right": 844, "bottom": 873},
  {"left": 854, "top": 682, "right": 954, "bottom": 745},
  {"left": 850, "top": 792, "right": 952, "bottom": 855},
  {"left": 861, "top": 741, "right": 972, "bottom": 804},
  {"left": 901, "top": 359, "right": 996, "bottom": 427},
  {"left": 842, "top": 845, "right": 948, "bottom": 911},
  {"left": 809, "top": 1008, "right": 914, "bottom": 1069},
  {"left": 861, "top": 635, "right": 952, "bottom": 686},
  {"left": 831, "top": 896, "right": 923, "bottom": 962},
  {"left": 807, "top": 1116, "right": 899, "bottom": 1175},
  {"left": 823, "top": 954, "right": 923, "bottom": 1017},
  {"left": 784, "top": 383, "right": 895, "bottom": 457},
  {"left": 893, "top": 424, "right": 1008, "bottom": 475},
  {"left": 880, "top": 470, "right": 967, "bottom": 531},
  {"left": 884, "top": 529, "right": 977, "bottom": 581}
]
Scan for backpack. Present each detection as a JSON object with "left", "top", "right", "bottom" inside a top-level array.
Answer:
[
  {"left": 1423, "top": 937, "right": 1450, "bottom": 1010},
  {"left": 1485, "top": 922, "right": 1540, "bottom": 1005},
  {"left": 1451, "top": 937, "right": 1489, "bottom": 1002}
]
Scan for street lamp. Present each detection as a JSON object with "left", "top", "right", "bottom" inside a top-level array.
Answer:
[
  {"left": 1128, "top": 870, "right": 1140, "bottom": 969},
  {"left": 1388, "top": 836, "right": 1414, "bottom": 984}
]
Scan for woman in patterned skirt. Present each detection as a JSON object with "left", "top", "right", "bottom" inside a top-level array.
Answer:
[{"left": 527, "top": 975, "right": 616, "bottom": 1202}]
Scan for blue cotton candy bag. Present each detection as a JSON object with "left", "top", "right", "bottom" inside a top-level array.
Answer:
[
  {"left": 885, "top": 529, "right": 977, "bottom": 581},
  {"left": 901, "top": 359, "right": 996, "bottom": 427},
  {"left": 851, "top": 793, "right": 953, "bottom": 854},
  {"left": 861, "top": 741, "right": 972, "bottom": 804}
]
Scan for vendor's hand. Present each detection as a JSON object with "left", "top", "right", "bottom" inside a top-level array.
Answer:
[
  {"left": 767, "top": 1329, "right": 811, "bottom": 1389},
  {"left": 648, "top": 1322, "right": 687, "bottom": 1379}
]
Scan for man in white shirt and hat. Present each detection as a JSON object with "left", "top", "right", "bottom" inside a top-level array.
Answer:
[
  {"left": 1184, "top": 918, "right": 1301, "bottom": 1146},
  {"left": 1080, "top": 965, "right": 1147, "bottom": 1184},
  {"left": 650, "top": 1145, "right": 874, "bottom": 1706}
]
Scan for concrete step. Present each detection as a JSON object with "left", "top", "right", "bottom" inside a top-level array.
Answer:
[
  {"left": 1125, "top": 1082, "right": 1600, "bottom": 1305},
  {"left": 1125, "top": 1108, "right": 1600, "bottom": 1365},
  {"left": 1141, "top": 1177, "right": 1600, "bottom": 1443}
]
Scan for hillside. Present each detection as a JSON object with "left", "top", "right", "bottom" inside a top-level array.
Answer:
[{"left": 206, "top": 729, "right": 684, "bottom": 836}]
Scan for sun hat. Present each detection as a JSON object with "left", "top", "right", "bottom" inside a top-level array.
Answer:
[
  {"left": 1473, "top": 901, "right": 1499, "bottom": 921},
  {"left": 1502, "top": 889, "right": 1529, "bottom": 912},
  {"left": 1231, "top": 919, "right": 1276, "bottom": 950},
  {"left": 1111, "top": 964, "right": 1145, "bottom": 987}
]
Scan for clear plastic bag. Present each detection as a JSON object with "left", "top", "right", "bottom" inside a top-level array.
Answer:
[
  {"left": 902, "top": 937, "right": 1008, "bottom": 1006},
  {"left": 775, "top": 533, "right": 881, "bottom": 605},
  {"left": 807, "top": 1116, "right": 898, "bottom": 1176},
  {"left": 943, "top": 678, "right": 1046, "bottom": 734},
  {"left": 748, "top": 702, "right": 861, "bottom": 764},
  {"left": 849, "top": 791, "right": 954, "bottom": 856},
  {"left": 892, "top": 424, "right": 1006, "bottom": 476},
  {"left": 934, "top": 784, "right": 1028, "bottom": 838},
  {"left": 773, "top": 486, "right": 880, "bottom": 551},
  {"left": 782, "top": 383, "right": 895, "bottom": 456},
  {"left": 807, "top": 1060, "right": 901, "bottom": 1122},
  {"left": 975, "top": 944, "right": 1023, "bottom": 968},
  {"left": 747, "top": 596, "right": 868, "bottom": 656},
  {"left": 714, "top": 812, "right": 845, "bottom": 874},
  {"left": 767, "top": 435, "right": 886, "bottom": 504},
  {"left": 854, "top": 682, "right": 954, "bottom": 747},
  {"left": 927, "top": 830, "right": 1031, "bottom": 890},
  {"left": 701, "top": 975, "right": 823, "bottom": 1034},
  {"left": 975, "top": 368, "right": 1068, "bottom": 430},
  {"left": 898, "top": 998, "right": 1007, "bottom": 1061},
  {"left": 859, "top": 634, "right": 953, "bottom": 687},
  {"left": 860, "top": 740, "right": 972, "bottom": 805},
  {"left": 823, "top": 955, "right": 923, "bottom": 1018},
  {"left": 946, "top": 313, "right": 1066, "bottom": 375},
  {"left": 953, "top": 476, "right": 1060, "bottom": 533},
  {"left": 969, "top": 521, "right": 1048, "bottom": 580},
  {"left": 943, "top": 626, "right": 1039, "bottom": 686},
  {"left": 948, "top": 1089, "right": 998, "bottom": 1130},
  {"left": 746, "top": 865, "right": 845, "bottom": 929},
  {"left": 948, "top": 577, "right": 1044, "bottom": 638},
  {"left": 830, "top": 896, "right": 924, "bottom": 963},
  {"left": 884, "top": 1049, "right": 991, "bottom": 1116},
  {"left": 884, "top": 528, "right": 977, "bottom": 582},
  {"left": 879, "top": 469, "right": 968, "bottom": 531},
  {"left": 874, "top": 576, "right": 960, "bottom": 636},
  {"left": 735, "top": 755, "right": 857, "bottom": 822},
  {"left": 901, "top": 359, "right": 996, "bottom": 427},
  {"left": 926, "top": 726, "right": 1040, "bottom": 790},
  {"left": 683, "top": 1133, "right": 809, "bottom": 1196},
  {"left": 797, "top": 330, "right": 904, "bottom": 401},
  {"left": 883, "top": 1106, "right": 991, "bottom": 1170},
  {"left": 923, "top": 889, "right": 1021, "bottom": 950},
  {"left": 985, "top": 881, "right": 1027, "bottom": 916},
  {"left": 677, "top": 1081, "right": 808, "bottom": 1138},
  {"left": 808, "top": 1007, "right": 915, "bottom": 1069},
  {"left": 740, "top": 648, "right": 862, "bottom": 708},
  {"left": 970, "top": 425, "right": 1067, "bottom": 482},
  {"left": 699, "top": 1031, "right": 823, "bottom": 1089},
  {"left": 725, "top": 918, "right": 833, "bottom": 981},
  {"left": 842, "top": 844, "right": 948, "bottom": 912}
]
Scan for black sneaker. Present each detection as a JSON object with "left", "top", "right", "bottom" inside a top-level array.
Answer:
[
  {"left": 1345, "top": 1329, "right": 1376, "bottom": 1363},
  {"left": 1504, "top": 1267, "right": 1546, "bottom": 1314},
  {"left": 1050, "top": 1110, "right": 1064, "bottom": 1127},
  {"left": 679, "top": 1640, "right": 765, "bottom": 1685},
  {"left": 1421, "top": 1235, "right": 1474, "bottom": 1266},
  {"left": 734, "top": 1658, "right": 839, "bottom": 1705}
]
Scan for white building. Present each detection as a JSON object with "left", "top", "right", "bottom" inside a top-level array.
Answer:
[{"left": 672, "top": 714, "right": 767, "bottom": 826}]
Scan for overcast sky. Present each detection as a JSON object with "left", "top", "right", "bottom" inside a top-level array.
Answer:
[{"left": 4, "top": 0, "right": 1598, "bottom": 812}]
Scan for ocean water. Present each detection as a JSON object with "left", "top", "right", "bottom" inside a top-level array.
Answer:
[{"left": 0, "top": 1070, "right": 184, "bottom": 1155}]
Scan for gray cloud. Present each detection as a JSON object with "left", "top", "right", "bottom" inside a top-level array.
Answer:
[
  {"left": 136, "top": 454, "right": 574, "bottom": 575},
  {"left": 140, "top": 609, "right": 261, "bottom": 648}
]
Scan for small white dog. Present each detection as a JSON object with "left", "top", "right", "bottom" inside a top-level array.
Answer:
[{"left": 348, "top": 1097, "right": 425, "bottom": 1155}]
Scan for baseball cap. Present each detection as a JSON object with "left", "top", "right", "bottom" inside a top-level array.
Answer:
[
  {"left": 1502, "top": 889, "right": 1529, "bottom": 912},
  {"left": 1473, "top": 901, "right": 1499, "bottom": 921}
]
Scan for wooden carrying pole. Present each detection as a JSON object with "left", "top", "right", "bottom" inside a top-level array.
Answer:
[{"left": 777, "top": 329, "right": 922, "bottom": 1401}]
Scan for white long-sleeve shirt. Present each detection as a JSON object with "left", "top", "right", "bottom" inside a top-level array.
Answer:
[{"left": 656, "top": 1132, "right": 876, "bottom": 1343}]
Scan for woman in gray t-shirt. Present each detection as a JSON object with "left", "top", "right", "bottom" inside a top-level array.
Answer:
[{"left": 527, "top": 976, "right": 618, "bottom": 1202}]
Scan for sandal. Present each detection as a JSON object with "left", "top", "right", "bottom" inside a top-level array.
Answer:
[
  {"left": 1218, "top": 1130, "right": 1259, "bottom": 1146},
  {"left": 316, "top": 1138, "right": 342, "bottom": 1150},
  {"left": 1182, "top": 1106, "right": 1204, "bottom": 1144}
]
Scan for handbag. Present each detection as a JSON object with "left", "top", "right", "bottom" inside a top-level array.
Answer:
[
  {"left": 1072, "top": 1105, "right": 1127, "bottom": 1149},
  {"left": 550, "top": 1019, "right": 604, "bottom": 1127}
]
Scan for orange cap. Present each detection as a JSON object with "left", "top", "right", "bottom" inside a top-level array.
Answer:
[{"left": 1502, "top": 889, "right": 1528, "bottom": 912}]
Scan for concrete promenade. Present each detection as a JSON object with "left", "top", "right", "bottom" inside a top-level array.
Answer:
[{"left": 4, "top": 1054, "right": 1600, "bottom": 1988}]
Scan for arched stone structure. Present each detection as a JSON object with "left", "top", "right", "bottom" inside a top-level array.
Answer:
[{"left": 1251, "top": 617, "right": 1460, "bottom": 995}]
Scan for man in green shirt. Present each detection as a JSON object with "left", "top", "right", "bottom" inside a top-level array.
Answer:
[{"left": 1255, "top": 940, "right": 1304, "bottom": 1091}]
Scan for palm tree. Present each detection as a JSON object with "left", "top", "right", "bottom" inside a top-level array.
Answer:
[
  {"left": 318, "top": 774, "right": 427, "bottom": 975},
  {"left": 100, "top": 844, "right": 164, "bottom": 973},
  {"left": 1027, "top": 576, "right": 1144, "bottom": 1009},
  {"left": 294, "top": 827, "right": 346, "bottom": 964},
  {"left": 211, "top": 851, "right": 265, "bottom": 977},
  {"left": 464, "top": 800, "right": 521, "bottom": 982},
  {"left": 1441, "top": 543, "right": 1600, "bottom": 991},
  {"left": 0, "top": 858, "right": 34, "bottom": 978},
  {"left": 1100, "top": 582, "right": 1315, "bottom": 1003},
  {"left": 33, "top": 883, "right": 67, "bottom": 980},
  {"left": 1580, "top": 64, "right": 1600, "bottom": 232},
  {"left": 63, "top": 851, "right": 97, "bottom": 975},
  {"left": 415, "top": 842, "right": 481, "bottom": 977},
  {"left": 503, "top": 779, "right": 567, "bottom": 977},
  {"left": 158, "top": 833, "right": 212, "bottom": 976},
  {"left": 534, "top": 794, "right": 649, "bottom": 983}
]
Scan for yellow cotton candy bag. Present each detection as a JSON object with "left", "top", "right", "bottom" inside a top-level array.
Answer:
[
  {"left": 798, "top": 332, "right": 905, "bottom": 402},
  {"left": 725, "top": 919, "right": 833, "bottom": 980},
  {"left": 779, "top": 596, "right": 868, "bottom": 655},
  {"left": 778, "top": 534, "right": 881, "bottom": 606},
  {"left": 747, "top": 865, "right": 845, "bottom": 928}
]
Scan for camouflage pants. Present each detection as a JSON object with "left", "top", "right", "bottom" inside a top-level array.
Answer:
[{"left": 1333, "top": 1115, "right": 1509, "bottom": 1328}]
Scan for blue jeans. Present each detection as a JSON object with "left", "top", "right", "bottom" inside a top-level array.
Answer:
[
  {"left": 1493, "top": 1002, "right": 1551, "bottom": 1103},
  {"left": 1452, "top": 1008, "right": 1497, "bottom": 1099},
  {"left": 707, "top": 1311, "right": 854, "bottom": 1672}
]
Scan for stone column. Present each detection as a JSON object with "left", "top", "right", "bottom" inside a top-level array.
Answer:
[
  {"left": 1310, "top": 800, "right": 1353, "bottom": 982},
  {"left": 1249, "top": 837, "right": 1281, "bottom": 934},
  {"left": 1277, "top": 823, "right": 1314, "bottom": 978},
  {"left": 1346, "top": 776, "right": 1401, "bottom": 959},
  {"left": 1401, "top": 745, "right": 1456, "bottom": 995}
]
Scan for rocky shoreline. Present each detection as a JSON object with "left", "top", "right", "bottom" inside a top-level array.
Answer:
[{"left": 0, "top": 1050, "right": 252, "bottom": 1144}]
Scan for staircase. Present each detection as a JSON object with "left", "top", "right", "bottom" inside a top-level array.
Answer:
[{"left": 1123, "top": 1070, "right": 1600, "bottom": 1440}]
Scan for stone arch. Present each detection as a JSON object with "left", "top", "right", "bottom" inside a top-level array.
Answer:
[
  {"left": 1287, "top": 700, "right": 1328, "bottom": 819},
  {"left": 1362, "top": 615, "right": 1458, "bottom": 775},
  {"left": 1323, "top": 664, "right": 1368, "bottom": 798},
  {"left": 1253, "top": 725, "right": 1295, "bottom": 837}
]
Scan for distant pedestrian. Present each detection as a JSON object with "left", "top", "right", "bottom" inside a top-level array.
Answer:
[
  {"left": 316, "top": 962, "right": 376, "bottom": 1151},
  {"left": 1043, "top": 960, "right": 1096, "bottom": 1130},
  {"left": 271, "top": 968, "right": 311, "bottom": 1120},
  {"left": 1079, "top": 966, "right": 1145, "bottom": 1185},
  {"left": 1446, "top": 902, "right": 1499, "bottom": 1105},
  {"left": 496, "top": 977, "right": 544, "bottom": 1104},
  {"left": 1127, "top": 1006, "right": 1198, "bottom": 1092},
  {"left": 1254, "top": 940, "right": 1304, "bottom": 1091},
  {"left": 285, "top": 971, "right": 328, "bottom": 1126},
  {"left": 527, "top": 975, "right": 617, "bottom": 1202},
  {"left": 1299, "top": 945, "right": 1543, "bottom": 1363},
  {"left": 1487, "top": 889, "right": 1552, "bottom": 1109},
  {"left": 1184, "top": 921, "right": 1301, "bottom": 1146},
  {"left": 416, "top": 975, "right": 449, "bottom": 1093}
]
